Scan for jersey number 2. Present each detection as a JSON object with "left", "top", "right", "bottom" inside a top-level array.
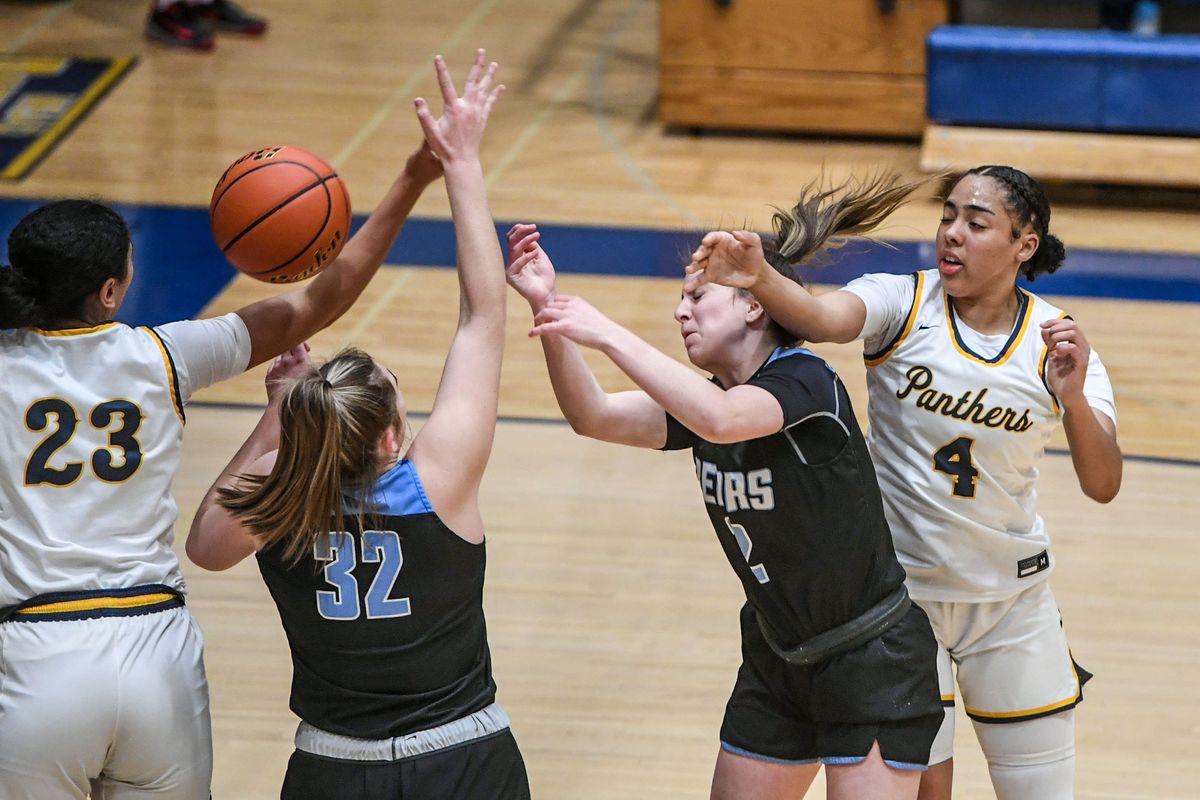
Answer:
[
  {"left": 24, "top": 398, "right": 143, "bottom": 486},
  {"left": 932, "top": 436, "right": 978, "bottom": 498},
  {"left": 315, "top": 530, "right": 412, "bottom": 621}
]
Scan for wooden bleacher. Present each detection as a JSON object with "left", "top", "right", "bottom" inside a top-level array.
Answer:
[{"left": 920, "top": 124, "right": 1200, "bottom": 188}]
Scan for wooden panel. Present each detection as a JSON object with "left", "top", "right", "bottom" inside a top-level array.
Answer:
[
  {"left": 921, "top": 124, "right": 1200, "bottom": 188},
  {"left": 660, "top": 65, "right": 927, "bottom": 136},
  {"left": 659, "top": 0, "right": 947, "bottom": 75}
]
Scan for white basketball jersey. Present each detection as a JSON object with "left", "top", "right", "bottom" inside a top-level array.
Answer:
[
  {"left": 0, "top": 318, "right": 246, "bottom": 606},
  {"left": 851, "top": 270, "right": 1102, "bottom": 602}
]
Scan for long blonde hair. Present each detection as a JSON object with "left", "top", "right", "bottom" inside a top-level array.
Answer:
[
  {"left": 747, "top": 172, "right": 929, "bottom": 344},
  {"left": 217, "top": 347, "right": 402, "bottom": 563},
  {"left": 764, "top": 171, "right": 930, "bottom": 272}
]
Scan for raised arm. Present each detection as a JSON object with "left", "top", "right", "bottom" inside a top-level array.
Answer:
[
  {"left": 236, "top": 142, "right": 444, "bottom": 368},
  {"left": 1042, "top": 318, "right": 1122, "bottom": 503},
  {"left": 186, "top": 344, "right": 313, "bottom": 570},
  {"left": 505, "top": 224, "right": 667, "bottom": 448},
  {"left": 688, "top": 230, "right": 867, "bottom": 344},
  {"left": 404, "top": 51, "right": 506, "bottom": 540}
]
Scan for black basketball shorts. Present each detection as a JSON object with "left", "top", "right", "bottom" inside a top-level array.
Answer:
[{"left": 719, "top": 601, "right": 943, "bottom": 770}]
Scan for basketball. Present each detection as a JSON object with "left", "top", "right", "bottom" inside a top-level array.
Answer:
[{"left": 209, "top": 146, "right": 352, "bottom": 283}]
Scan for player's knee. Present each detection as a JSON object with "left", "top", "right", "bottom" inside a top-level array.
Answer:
[{"left": 975, "top": 711, "right": 1076, "bottom": 800}]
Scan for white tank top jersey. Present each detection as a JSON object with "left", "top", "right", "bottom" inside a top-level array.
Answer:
[
  {"left": 843, "top": 270, "right": 1116, "bottom": 603},
  {"left": 0, "top": 313, "right": 251, "bottom": 606}
]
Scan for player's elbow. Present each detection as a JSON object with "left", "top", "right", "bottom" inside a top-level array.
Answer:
[
  {"left": 1083, "top": 476, "right": 1121, "bottom": 504},
  {"left": 563, "top": 408, "right": 605, "bottom": 440},
  {"left": 1081, "top": 466, "right": 1122, "bottom": 504}
]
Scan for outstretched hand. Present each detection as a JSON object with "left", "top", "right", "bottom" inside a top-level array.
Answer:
[
  {"left": 265, "top": 342, "right": 314, "bottom": 405},
  {"left": 414, "top": 49, "right": 505, "bottom": 165},
  {"left": 685, "top": 229, "right": 771, "bottom": 293},
  {"left": 506, "top": 223, "right": 557, "bottom": 311},
  {"left": 530, "top": 295, "right": 618, "bottom": 351}
]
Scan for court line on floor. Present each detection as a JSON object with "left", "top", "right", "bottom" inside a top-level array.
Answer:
[
  {"left": 186, "top": 401, "right": 1200, "bottom": 470},
  {"left": 484, "top": 67, "right": 588, "bottom": 189},
  {"left": 3, "top": 0, "right": 74, "bottom": 53},
  {"left": 332, "top": 0, "right": 504, "bottom": 168},
  {"left": 588, "top": 0, "right": 705, "bottom": 229},
  {"left": 337, "top": 267, "right": 415, "bottom": 346}
]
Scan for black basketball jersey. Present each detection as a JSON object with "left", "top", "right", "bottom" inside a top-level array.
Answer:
[
  {"left": 664, "top": 347, "right": 907, "bottom": 646},
  {"left": 256, "top": 459, "right": 496, "bottom": 739}
]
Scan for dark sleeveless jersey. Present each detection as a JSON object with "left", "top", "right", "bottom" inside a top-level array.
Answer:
[
  {"left": 664, "top": 347, "right": 907, "bottom": 647},
  {"left": 256, "top": 459, "right": 496, "bottom": 739}
]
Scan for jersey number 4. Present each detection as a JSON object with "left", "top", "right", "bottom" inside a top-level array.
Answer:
[
  {"left": 24, "top": 398, "right": 143, "bottom": 486},
  {"left": 315, "top": 530, "right": 412, "bottom": 621},
  {"left": 932, "top": 436, "right": 979, "bottom": 498}
]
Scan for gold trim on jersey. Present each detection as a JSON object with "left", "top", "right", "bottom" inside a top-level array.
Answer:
[
  {"left": 943, "top": 288, "right": 1032, "bottom": 367},
  {"left": 1038, "top": 312, "right": 1071, "bottom": 417},
  {"left": 864, "top": 271, "right": 925, "bottom": 367},
  {"left": 140, "top": 326, "right": 185, "bottom": 425},
  {"left": 30, "top": 321, "right": 120, "bottom": 337}
]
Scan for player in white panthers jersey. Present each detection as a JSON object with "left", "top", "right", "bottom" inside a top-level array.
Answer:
[
  {"left": 0, "top": 139, "right": 442, "bottom": 800},
  {"left": 847, "top": 267, "right": 1115, "bottom": 602},
  {"left": 0, "top": 318, "right": 246, "bottom": 607},
  {"left": 688, "top": 166, "right": 1122, "bottom": 800}
]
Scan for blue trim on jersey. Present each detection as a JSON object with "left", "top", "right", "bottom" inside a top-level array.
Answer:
[
  {"left": 719, "top": 741, "right": 818, "bottom": 766},
  {"left": 763, "top": 345, "right": 831, "bottom": 371},
  {"left": 349, "top": 459, "right": 433, "bottom": 517}
]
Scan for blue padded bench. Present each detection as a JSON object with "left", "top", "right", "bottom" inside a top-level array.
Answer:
[{"left": 927, "top": 25, "right": 1200, "bottom": 135}]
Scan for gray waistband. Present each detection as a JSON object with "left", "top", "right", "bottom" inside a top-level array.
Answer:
[{"left": 294, "top": 703, "right": 510, "bottom": 762}]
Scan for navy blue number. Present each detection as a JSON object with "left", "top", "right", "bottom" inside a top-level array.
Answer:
[
  {"left": 315, "top": 531, "right": 410, "bottom": 620},
  {"left": 91, "top": 401, "right": 144, "bottom": 483},
  {"left": 933, "top": 436, "right": 979, "bottom": 498},
  {"left": 25, "top": 398, "right": 145, "bottom": 486},
  {"left": 24, "top": 399, "right": 83, "bottom": 486}
]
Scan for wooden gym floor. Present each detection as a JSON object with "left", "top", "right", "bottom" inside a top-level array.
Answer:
[{"left": 2, "top": 1, "right": 1198, "bottom": 798}]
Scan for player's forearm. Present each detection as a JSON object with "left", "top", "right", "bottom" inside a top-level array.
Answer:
[
  {"left": 751, "top": 269, "right": 864, "bottom": 344},
  {"left": 1061, "top": 399, "right": 1122, "bottom": 503},
  {"left": 444, "top": 160, "right": 506, "bottom": 324},
  {"left": 598, "top": 326, "right": 731, "bottom": 440},
  {"left": 541, "top": 334, "right": 617, "bottom": 436},
  {"left": 309, "top": 167, "right": 433, "bottom": 325}
]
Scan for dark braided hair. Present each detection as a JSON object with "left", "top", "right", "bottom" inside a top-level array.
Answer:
[
  {"left": 0, "top": 199, "right": 131, "bottom": 329},
  {"left": 965, "top": 166, "right": 1066, "bottom": 281}
]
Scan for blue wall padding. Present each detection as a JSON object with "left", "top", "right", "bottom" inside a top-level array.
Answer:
[{"left": 927, "top": 25, "right": 1200, "bottom": 135}]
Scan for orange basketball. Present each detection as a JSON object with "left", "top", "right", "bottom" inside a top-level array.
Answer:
[{"left": 210, "top": 146, "right": 352, "bottom": 283}]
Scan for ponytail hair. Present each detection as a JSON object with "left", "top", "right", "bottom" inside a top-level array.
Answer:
[
  {"left": 1, "top": 199, "right": 131, "bottom": 329},
  {"left": 965, "top": 165, "right": 1066, "bottom": 281},
  {"left": 763, "top": 172, "right": 930, "bottom": 274},
  {"left": 750, "top": 172, "right": 930, "bottom": 344},
  {"left": 0, "top": 263, "right": 40, "bottom": 329},
  {"left": 217, "top": 347, "right": 403, "bottom": 564}
]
